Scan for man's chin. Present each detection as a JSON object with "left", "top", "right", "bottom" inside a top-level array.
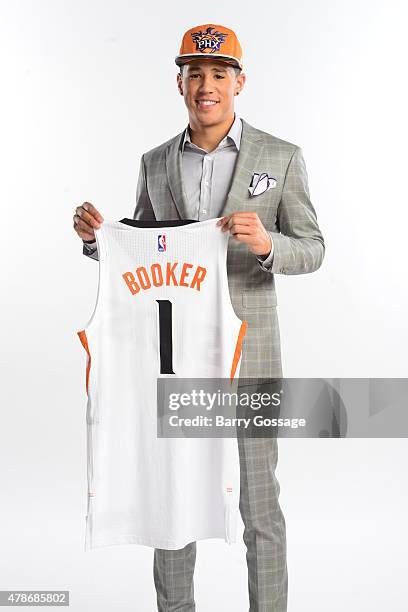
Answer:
[{"left": 190, "top": 109, "right": 227, "bottom": 127}]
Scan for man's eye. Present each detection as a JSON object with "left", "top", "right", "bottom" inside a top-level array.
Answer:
[{"left": 189, "top": 74, "right": 225, "bottom": 79}]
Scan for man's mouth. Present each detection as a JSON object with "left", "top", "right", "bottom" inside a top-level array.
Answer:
[{"left": 196, "top": 99, "right": 219, "bottom": 109}]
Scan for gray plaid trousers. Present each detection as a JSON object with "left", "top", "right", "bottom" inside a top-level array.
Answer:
[{"left": 153, "top": 435, "right": 288, "bottom": 612}]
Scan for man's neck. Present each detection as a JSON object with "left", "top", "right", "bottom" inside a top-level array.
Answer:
[{"left": 188, "top": 114, "right": 235, "bottom": 153}]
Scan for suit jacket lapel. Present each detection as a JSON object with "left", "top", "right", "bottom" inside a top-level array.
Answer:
[
  {"left": 220, "top": 118, "right": 265, "bottom": 217},
  {"left": 166, "top": 130, "right": 190, "bottom": 219},
  {"left": 165, "top": 118, "right": 265, "bottom": 220}
]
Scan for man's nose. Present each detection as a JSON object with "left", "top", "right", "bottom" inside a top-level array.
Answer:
[{"left": 197, "top": 76, "right": 215, "bottom": 92}]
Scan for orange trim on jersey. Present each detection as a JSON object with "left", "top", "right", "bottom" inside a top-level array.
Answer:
[
  {"left": 230, "top": 320, "right": 248, "bottom": 383},
  {"left": 77, "top": 329, "right": 91, "bottom": 394}
]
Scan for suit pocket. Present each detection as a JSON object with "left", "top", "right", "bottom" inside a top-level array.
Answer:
[{"left": 242, "top": 290, "right": 277, "bottom": 309}]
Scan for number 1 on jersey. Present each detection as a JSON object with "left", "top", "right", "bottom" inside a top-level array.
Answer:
[{"left": 156, "top": 299, "right": 175, "bottom": 374}]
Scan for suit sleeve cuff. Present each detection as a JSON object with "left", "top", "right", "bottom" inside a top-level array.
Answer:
[
  {"left": 256, "top": 234, "right": 274, "bottom": 270},
  {"left": 82, "top": 239, "right": 97, "bottom": 255}
]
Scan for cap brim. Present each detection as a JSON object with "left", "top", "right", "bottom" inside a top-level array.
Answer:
[{"left": 175, "top": 53, "right": 242, "bottom": 70}]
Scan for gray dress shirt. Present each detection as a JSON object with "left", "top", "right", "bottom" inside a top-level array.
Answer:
[{"left": 83, "top": 113, "right": 274, "bottom": 267}]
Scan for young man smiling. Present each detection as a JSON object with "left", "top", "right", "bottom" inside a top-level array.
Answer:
[{"left": 74, "top": 22, "right": 325, "bottom": 612}]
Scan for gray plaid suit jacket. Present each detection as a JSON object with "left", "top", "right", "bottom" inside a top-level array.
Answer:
[{"left": 84, "top": 118, "right": 325, "bottom": 379}]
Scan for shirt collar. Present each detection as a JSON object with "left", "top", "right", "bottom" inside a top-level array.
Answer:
[{"left": 181, "top": 114, "right": 242, "bottom": 153}]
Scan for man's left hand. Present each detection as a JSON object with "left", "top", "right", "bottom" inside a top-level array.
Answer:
[{"left": 217, "top": 212, "right": 272, "bottom": 257}]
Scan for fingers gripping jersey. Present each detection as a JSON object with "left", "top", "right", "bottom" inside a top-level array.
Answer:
[{"left": 77, "top": 218, "right": 247, "bottom": 550}]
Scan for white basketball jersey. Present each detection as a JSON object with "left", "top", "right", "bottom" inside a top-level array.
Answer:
[{"left": 77, "top": 217, "right": 247, "bottom": 551}]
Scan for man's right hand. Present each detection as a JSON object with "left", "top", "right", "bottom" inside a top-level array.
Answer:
[{"left": 73, "top": 202, "right": 104, "bottom": 242}]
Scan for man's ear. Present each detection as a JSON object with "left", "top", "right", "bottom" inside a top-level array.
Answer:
[
  {"left": 176, "top": 73, "right": 183, "bottom": 96},
  {"left": 235, "top": 71, "right": 246, "bottom": 96}
]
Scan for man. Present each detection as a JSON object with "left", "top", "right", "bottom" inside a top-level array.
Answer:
[{"left": 74, "top": 23, "right": 325, "bottom": 612}]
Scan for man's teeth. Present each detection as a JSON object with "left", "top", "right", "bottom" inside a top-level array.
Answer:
[{"left": 198, "top": 101, "right": 217, "bottom": 105}]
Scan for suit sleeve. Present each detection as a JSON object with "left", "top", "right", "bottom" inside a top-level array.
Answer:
[
  {"left": 132, "top": 154, "right": 156, "bottom": 221},
  {"left": 262, "top": 146, "right": 325, "bottom": 275}
]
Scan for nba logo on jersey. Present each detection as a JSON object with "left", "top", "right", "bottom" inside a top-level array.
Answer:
[{"left": 158, "top": 234, "right": 166, "bottom": 252}]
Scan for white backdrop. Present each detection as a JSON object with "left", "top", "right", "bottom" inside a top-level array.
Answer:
[{"left": 1, "top": 1, "right": 407, "bottom": 610}]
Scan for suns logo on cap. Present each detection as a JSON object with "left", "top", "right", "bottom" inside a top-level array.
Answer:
[{"left": 191, "top": 26, "right": 228, "bottom": 54}]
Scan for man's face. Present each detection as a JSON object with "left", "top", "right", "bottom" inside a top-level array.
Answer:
[{"left": 177, "top": 60, "right": 245, "bottom": 127}]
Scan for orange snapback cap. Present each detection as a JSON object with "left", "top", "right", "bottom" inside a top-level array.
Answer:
[{"left": 175, "top": 23, "right": 243, "bottom": 70}]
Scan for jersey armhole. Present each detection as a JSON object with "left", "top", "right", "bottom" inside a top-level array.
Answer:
[
  {"left": 217, "top": 232, "right": 248, "bottom": 382},
  {"left": 77, "top": 225, "right": 108, "bottom": 333},
  {"left": 218, "top": 231, "right": 244, "bottom": 328}
]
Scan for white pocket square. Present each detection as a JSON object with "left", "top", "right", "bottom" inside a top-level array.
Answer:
[{"left": 248, "top": 172, "right": 277, "bottom": 196}]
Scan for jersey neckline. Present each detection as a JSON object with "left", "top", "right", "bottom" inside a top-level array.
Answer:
[
  {"left": 104, "top": 217, "right": 223, "bottom": 231},
  {"left": 119, "top": 219, "right": 197, "bottom": 228}
]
